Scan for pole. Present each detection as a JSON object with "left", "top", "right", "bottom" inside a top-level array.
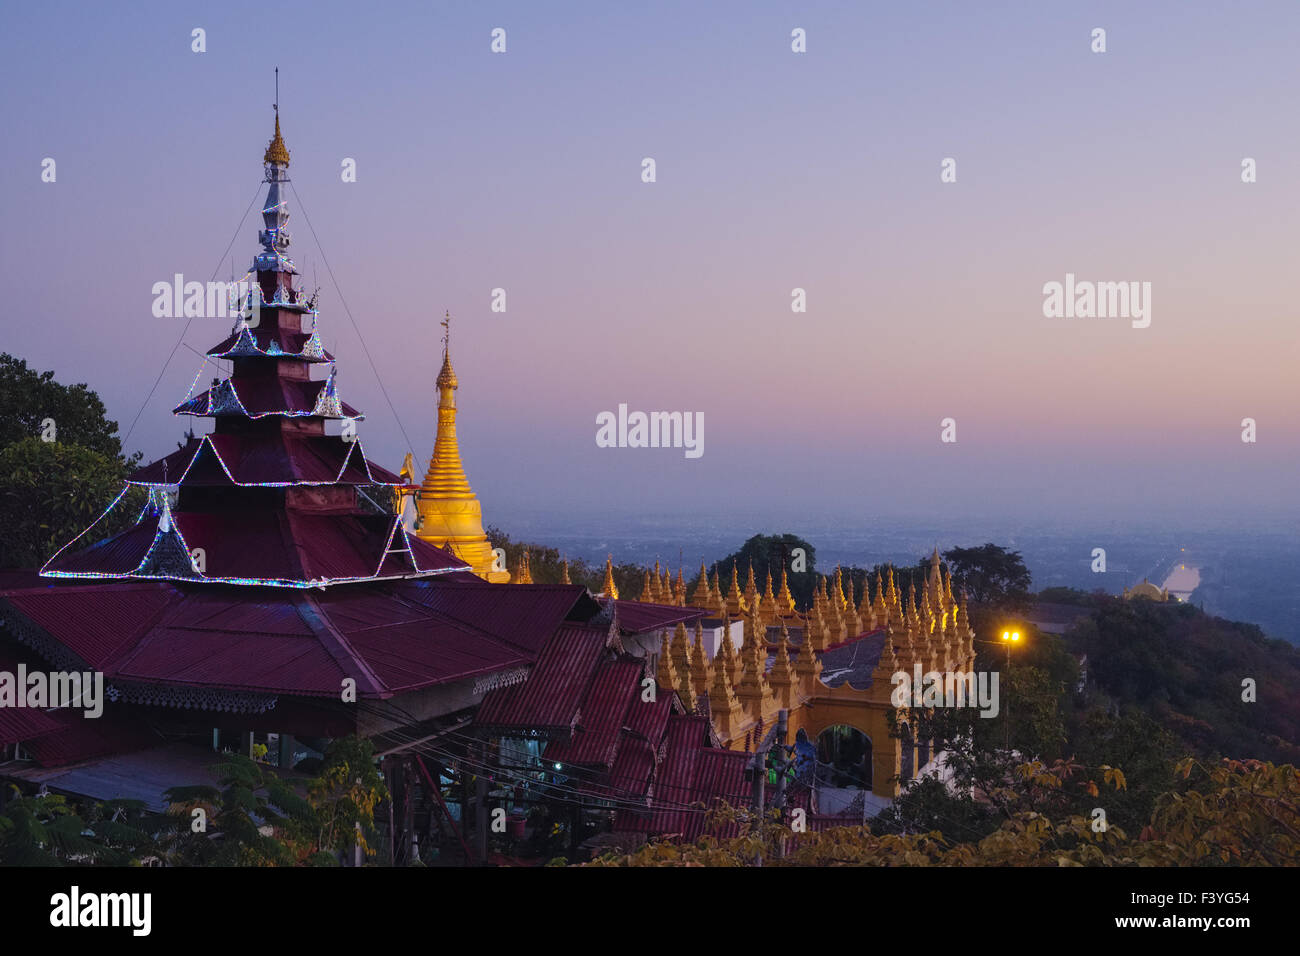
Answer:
[
  {"left": 1004, "top": 642, "right": 1011, "bottom": 753},
  {"left": 475, "top": 769, "right": 489, "bottom": 866},
  {"left": 773, "top": 710, "right": 789, "bottom": 860}
]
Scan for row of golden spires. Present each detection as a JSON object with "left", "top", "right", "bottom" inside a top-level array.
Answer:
[{"left": 653, "top": 572, "right": 975, "bottom": 746}]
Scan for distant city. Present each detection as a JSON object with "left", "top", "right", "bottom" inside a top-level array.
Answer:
[{"left": 493, "top": 512, "right": 1300, "bottom": 645}]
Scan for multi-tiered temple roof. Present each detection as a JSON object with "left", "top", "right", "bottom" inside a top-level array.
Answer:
[{"left": 41, "top": 112, "right": 461, "bottom": 589}]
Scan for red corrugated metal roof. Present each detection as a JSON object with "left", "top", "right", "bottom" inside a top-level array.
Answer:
[
  {"left": 613, "top": 714, "right": 751, "bottom": 839},
  {"left": 476, "top": 623, "right": 609, "bottom": 731},
  {"left": 0, "top": 582, "right": 176, "bottom": 669},
  {"left": 542, "top": 658, "right": 642, "bottom": 766},
  {"left": 399, "top": 581, "right": 594, "bottom": 654},
  {"left": 23, "top": 708, "right": 162, "bottom": 768},
  {"left": 610, "top": 600, "right": 707, "bottom": 635},
  {"left": 1, "top": 576, "right": 589, "bottom": 700},
  {"left": 0, "top": 650, "right": 62, "bottom": 749}
]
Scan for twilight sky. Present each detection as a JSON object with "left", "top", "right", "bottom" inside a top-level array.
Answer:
[{"left": 2, "top": 0, "right": 1297, "bottom": 531}]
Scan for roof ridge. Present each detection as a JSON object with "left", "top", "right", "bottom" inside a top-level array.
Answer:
[{"left": 292, "top": 592, "right": 386, "bottom": 697}]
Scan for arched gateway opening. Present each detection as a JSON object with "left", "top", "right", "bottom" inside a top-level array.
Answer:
[{"left": 816, "top": 724, "right": 872, "bottom": 792}]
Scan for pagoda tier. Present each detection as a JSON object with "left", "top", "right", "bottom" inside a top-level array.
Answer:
[
  {"left": 207, "top": 323, "right": 332, "bottom": 363},
  {"left": 42, "top": 504, "right": 461, "bottom": 587},
  {"left": 40, "top": 109, "right": 466, "bottom": 589},
  {"left": 128, "top": 432, "right": 399, "bottom": 487},
  {"left": 172, "top": 368, "right": 362, "bottom": 421}
]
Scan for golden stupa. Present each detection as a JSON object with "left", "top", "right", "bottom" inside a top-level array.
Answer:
[{"left": 411, "top": 314, "right": 510, "bottom": 582}]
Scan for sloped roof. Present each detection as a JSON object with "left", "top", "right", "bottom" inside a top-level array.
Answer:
[
  {"left": 173, "top": 375, "right": 361, "bottom": 420},
  {"left": 475, "top": 623, "right": 610, "bottom": 732},
  {"left": 0, "top": 576, "right": 588, "bottom": 700},
  {"left": 542, "top": 658, "right": 643, "bottom": 766},
  {"left": 614, "top": 713, "right": 751, "bottom": 839},
  {"left": 818, "top": 629, "right": 888, "bottom": 690},
  {"left": 129, "top": 434, "right": 400, "bottom": 486},
  {"left": 43, "top": 510, "right": 464, "bottom": 587},
  {"left": 609, "top": 599, "right": 708, "bottom": 635}
]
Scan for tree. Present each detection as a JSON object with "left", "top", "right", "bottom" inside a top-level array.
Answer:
[
  {"left": 0, "top": 788, "right": 153, "bottom": 866},
  {"left": 307, "top": 737, "right": 388, "bottom": 861},
  {"left": 0, "top": 438, "right": 145, "bottom": 569},
  {"left": 160, "top": 738, "right": 388, "bottom": 866},
  {"left": 710, "top": 533, "right": 816, "bottom": 609},
  {"left": 944, "top": 543, "right": 1032, "bottom": 609},
  {"left": 0, "top": 353, "right": 138, "bottom": 467},
  {"left": 585, "top": 759, "right": 1300, "bottom": 866},
  {"left": 161, "top": 753, "right": 318, "bottom": 866}
]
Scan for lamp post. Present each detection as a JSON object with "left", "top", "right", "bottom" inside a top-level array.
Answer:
[{"left": 977, "top": 629, "right": 1020, "bottom": 752}]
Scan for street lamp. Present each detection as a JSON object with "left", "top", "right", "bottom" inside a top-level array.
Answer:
[{"left": 975, "top": 628, "right": 1022, "bottom": 752}]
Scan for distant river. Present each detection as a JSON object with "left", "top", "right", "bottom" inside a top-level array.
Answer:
[{"left": 1163, "top": 564, "right": 1201, "bottom": 602}]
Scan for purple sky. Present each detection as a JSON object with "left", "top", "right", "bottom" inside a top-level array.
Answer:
[{"left": 2, "top": 1, "right": 1297, "bottom": 530}]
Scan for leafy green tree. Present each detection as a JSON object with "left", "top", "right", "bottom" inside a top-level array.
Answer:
[
  {"left": 944, "top": 543, "right": 1032, "bottom": 609},
  {"left": 710, "top": 533, "right": 816, "bottom": 609},
  {"left": 588, "top": 759, "right": 1300, "bottom": 867},
  {"left": 160, "top": 738, "right": 388, "bottom": 867},
  {"left": 0, "top": 353, "right": 139, "bottom": 467},
  {"left": 161, "top": 753, "right": 317, "bottom": 866},
  {"left": 0, "top": 788, "right": 152, "bottom": 865},
  {"left": 307, "top": 737, "right": 389, "bottom": 860},
  {"left": 0, "top": 438, "right": 146, "bottom": 569}
]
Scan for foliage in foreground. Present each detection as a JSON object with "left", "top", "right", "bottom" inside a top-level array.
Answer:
[{"left": 586, "top": 758, "right": 1300, "bottom": 867}]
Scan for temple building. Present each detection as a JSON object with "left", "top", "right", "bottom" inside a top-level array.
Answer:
[
  {"left": 0, "top": 104, "right": 974, "bottom": 861},
  {"left": 0, "top": 109, "right": 733, "bottom": 862}
]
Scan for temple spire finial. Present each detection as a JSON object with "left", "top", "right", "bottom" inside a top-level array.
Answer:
[{"left": 263, "top": 71, "right": 290, "bottom": 168}]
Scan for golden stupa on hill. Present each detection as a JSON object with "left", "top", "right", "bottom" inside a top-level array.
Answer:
[{"left": 410, "top": 313, "right": 510, "bottom": 582}]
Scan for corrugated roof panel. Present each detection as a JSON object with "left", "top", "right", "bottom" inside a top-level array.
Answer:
[
  {"left": 476, "top": 623, "right": 608, "bottom": 731},
  {"left": 543, "top": 658, "right": 641, "bottom": 766},
  {"left": 611, "top": 600, "right": 707, "bottom": 635},
  {"left": 1, "top": 583, "right": 177, "bottom": 668},
  {"left": 399, "top": 580, "right": 587, "bottom": 654}
]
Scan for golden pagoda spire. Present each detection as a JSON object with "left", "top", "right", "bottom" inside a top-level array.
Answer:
[
  {"left": 639, "top": 569, "right": 654, "bottom": 602},
  {"left": 516, "top": 549, "right": 533, "bottom": 584},
  {"left": 761, "top": 569, "right": 778, "bottom": 624},
  {"left": 414, "top": 312, "right": 509, "bottom": 581},
  {"left": 671, "top": 622, "right": 692, "bottom": 681},
  {"left": 725, "top": 561, "right": 747, "bottom": 617},
  {"left": 776, "top": 567, "right": 796, "bottom": 617},
  {"left": 657, "top": 633, "right": 680, "bottom": 699},
  {"left": 602, "top": 554, "right": 619, "bottom": 599},
  {"left": 768, "top": 623, "right": 795, "bottom": 708},
  {"left": 690, "top": 560, "right": 711, "bottom": 608},
  {"left": 857, "top": 572, "right": 874, "bottom": 625},
  {"left": 690, "top": 620, "right": 712, "bottom": 700},
  {"left": 559, "top": 558, "right": 571, "bottom": 585},
  {"left": 675, "top": 564, "right": 686, "bottom": 606},
  {"left": 264, "top": 113, "right": 290, "bottom": 167},
  {"left": 872, "top": 572, "right": 888, "bottom": 627}
]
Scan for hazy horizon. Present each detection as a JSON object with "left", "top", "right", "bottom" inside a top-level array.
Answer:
[{"left": 3, "top": 0, "right": 1297, "bottom": 528}]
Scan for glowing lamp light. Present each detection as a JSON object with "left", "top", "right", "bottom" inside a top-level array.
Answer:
[{"left": 1001, "top": 630, "right": 1021, "bottom": 642}]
